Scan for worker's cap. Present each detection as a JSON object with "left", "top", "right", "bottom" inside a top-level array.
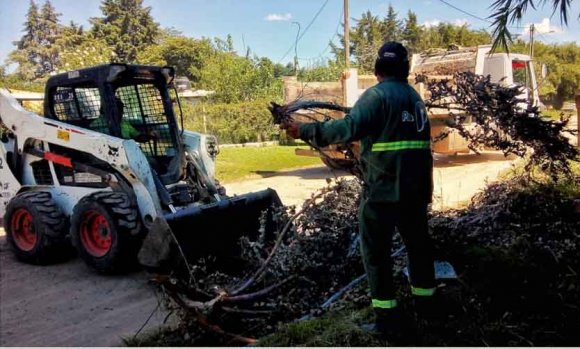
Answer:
[{"left": 377, "top": 41, "right": 409, "bottom": 64}]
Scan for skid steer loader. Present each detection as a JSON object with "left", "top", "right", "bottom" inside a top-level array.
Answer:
[{"left": 0, "top": 64, "right": 281, "bottom": 273}]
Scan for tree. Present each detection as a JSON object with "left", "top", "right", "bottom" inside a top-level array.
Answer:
[
  {"left": 350, "top": 11, "right": 384, "bottom": 72},
  {"left": 37, "top": 0, "right": 61, "bottom": 75},
  {"left": 90, "top": 0, "right": 160, "bottom": 62},
  {"left": 137, "top": 34, "right": 214, "bottom": 83},
  {"left": 51, "top": 21, "right": 115, "bottom": 72},
  {"left": 273, "top": 62, "right": 295, "bottom": 77},
  {"left": 55, "top": 21, "right": 85, "bottom": 48},
  {"left": 382, "top": 4, "right": 401, "bottom": 42},
  {"left": 401, "top": 11, "right": 421, "bottom": 53},
  {"left": 198, "top": 40, "right": 282, "bottom": 103},
  {"left": 214, "top": 34, "right": 235, "bottom": 53},
  {"left": 490, "top": 0, "right": 577, "bottom": 52},
  {"left": 298, "top": 60, "right": 343, "bottom": 82},
  {"left": 8, "top": 0, "right": 64, "bottom": 79},
  {"left": 56, "top": 36, "right": 114, "bottom": 72},
  {"left": 8, "top": 0, "right": 42, "bottom": 79}
]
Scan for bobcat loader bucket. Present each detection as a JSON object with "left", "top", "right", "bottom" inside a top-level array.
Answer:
[{"left": 138, "top": 188, "right": 282, "bottom": 270}]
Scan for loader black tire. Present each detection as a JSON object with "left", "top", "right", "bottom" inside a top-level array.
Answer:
[
  {"left": 70, "top": 191, "right": 142, "bottom": 274},
  {"left": 3, "top": 191, "right": 72, "bottom": 264}
]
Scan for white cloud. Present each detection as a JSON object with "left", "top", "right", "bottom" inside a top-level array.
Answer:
[
  {"left": 423, "top": 18, "right": 468, "bottom": 28},
  {"left": 521, "top": 18, "right": 562, "bottom": 36},
  {"left": 423, "top": 19, "right": 441, "bottom": 28},
  {"left": 264, "top": 13, "right": 292, "bottom": 22}
]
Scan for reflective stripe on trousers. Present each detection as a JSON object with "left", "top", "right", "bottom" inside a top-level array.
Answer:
[
  {"left": 411, "top": 286, "right": 436, "bottom": 296},
  {"left": 372, "top": 299, "right": 398, "bottom": 309}
]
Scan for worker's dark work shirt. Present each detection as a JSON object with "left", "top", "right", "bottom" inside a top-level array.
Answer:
[{"left": 299, "top": 77, "right": 433, "bottom": 203}]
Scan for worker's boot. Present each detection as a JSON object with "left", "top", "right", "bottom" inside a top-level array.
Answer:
[
  {"left": 413, "top": 293, "right": 444, "bottom": 321},
  {"left": 360, "top": 308, "right": 405, "bottom": 342}
]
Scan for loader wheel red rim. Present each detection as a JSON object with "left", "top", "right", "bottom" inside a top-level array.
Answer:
[
  {"left": 11, "top": 208, "right": 37, "bottom": 251},
  {"left": 80, "top": 210, "right": 112, "bottom": 257}
]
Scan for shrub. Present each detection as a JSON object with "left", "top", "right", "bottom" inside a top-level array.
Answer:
[{"left": 181, "top": 100, "right": 280, "bottom": 144}]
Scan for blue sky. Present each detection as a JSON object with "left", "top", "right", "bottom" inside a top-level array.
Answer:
[{"left": 0, "top": 0, "right": 579, "bottom": 68}]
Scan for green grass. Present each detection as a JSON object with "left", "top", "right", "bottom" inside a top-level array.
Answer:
[
  {"left": 542, "top": 109, "right": 574, "bottom": 120},
  {"left": 257, "top": 308, "right": 382, "bottom": 347},
  {"left": 215, "top": 145, "right": 322, "bottom": 183}
]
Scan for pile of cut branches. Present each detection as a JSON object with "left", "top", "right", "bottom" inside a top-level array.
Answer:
[
  {"left": 430, "top": 174, "right": 580, "bottom": 258},
  {"left": 153, "top": 179, "right": 370, "bottom": 344},
  {"left": 149, "top": 174, "right": 579, "bottom": 345},
  {"left": 419, "top": 71, "right": 578, "bottom": 179}
]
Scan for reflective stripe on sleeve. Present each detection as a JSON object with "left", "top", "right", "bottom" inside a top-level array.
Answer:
[{"left": 372, "top": 140, "right": 431, "bottom": 152}]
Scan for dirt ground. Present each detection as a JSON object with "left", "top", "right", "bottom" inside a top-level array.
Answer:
[
  {"left": 225, "top": 151, "right": 516, "bottom": 210},
  {"left": 0, "top": 151, "right": 515, "bottom": 346}
]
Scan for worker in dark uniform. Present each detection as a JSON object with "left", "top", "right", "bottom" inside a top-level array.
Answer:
[{"left": 281, "top": 41, "right": 436, "bottom": 337}]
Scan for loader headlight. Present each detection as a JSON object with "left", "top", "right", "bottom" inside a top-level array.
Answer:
[{"left": 206, "top": 136, "right": 219, "bottom": 159}]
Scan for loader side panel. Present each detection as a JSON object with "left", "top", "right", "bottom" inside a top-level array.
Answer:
[
  {"left": 0, "top": 138, "right": 21, "bottom": 217},
  {"left": 181, "top": 130, "right": 218, "bottom": 181}
]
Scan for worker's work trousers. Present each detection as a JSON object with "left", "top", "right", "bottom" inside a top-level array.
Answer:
[{"left": 359, "top": 198, "right": 435, "bottom": 308}]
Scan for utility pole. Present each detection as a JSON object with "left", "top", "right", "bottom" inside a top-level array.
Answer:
[
  {"left": 344, "top": 0, "right": 350, "bottom": 68},
  {"left": 292, "top": 21, "right": 301, "bottom": 77},
  {"left": 529, "top": 23, "right": 535, "bottom": 58}
]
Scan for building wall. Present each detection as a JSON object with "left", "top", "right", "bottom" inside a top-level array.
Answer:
[{"left": 282, "top": 76, "right": 343, "bottom": 105}]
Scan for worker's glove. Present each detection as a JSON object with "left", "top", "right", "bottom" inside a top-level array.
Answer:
[{"left": 280, "top": 121, "right": 302, "bottom": 139}]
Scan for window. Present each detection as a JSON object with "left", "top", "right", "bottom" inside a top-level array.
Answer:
[
  {"left": 52, "top": 87, "right": 101, "bottom": 122},
  {"left": 512, "top": 60, "right": 533, "bottom": 91},
  {"left": 115, "top": 84, "right": 176, "bottom": 158}
]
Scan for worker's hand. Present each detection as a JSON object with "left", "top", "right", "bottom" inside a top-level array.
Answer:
[
  {"left": 148, "top": 130, "right": 160, "bottom": 141},
  {"left": 134, "top": 131, "right": 159, "bottom": 143},
  {"left": 281, "top": 121, "right": 302, "bottom": 139}
]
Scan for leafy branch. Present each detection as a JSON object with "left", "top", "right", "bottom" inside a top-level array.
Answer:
[{"left": 420, "top": 71, "right": 578, "bottom": 180}]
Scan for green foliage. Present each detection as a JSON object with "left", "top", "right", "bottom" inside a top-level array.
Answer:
[
  {"left": 139, "top": 33, "right": 283, "bottom": 103},
  {"left": 55, "top": 33, "right": 114, "bottom": 71},
  {"left": 421, "top": 25, "right": 491, "bottom": 51},
  {"left": 298, "top": 60, "right": 343, "bottom": 82},
  {"left": 182, "top": 100, "right": 280, "bottom": 144},
  {"left": 90, "top": 0, "right": 160, "bottom": 62},
  {"left": 9, "top": 0, "right": 46, "bottom": 80},
  {"left": 137, "top": 34, "right": 214, "bottom": 83},
  {"left": 401, "top": 11, "right": 421, "bottom": 53},
  {"left": 0, "top": 74, "right": 45, "bottom": 92},
  {"left": 37, "top": 0, "right": 61, "bottom": 74},
  {"left": 274, "top": 62, "right": 295, "bottom": 77},
  {"left": 199, "top": 53, "right": 282, "bottom": 103},
  {"left": 257, "top": 308, "right": 380, "bottom": 347},
  {"left": 383, "top": 4, "right": 401, "bottom": 42},
  {"left": 350, "top": 11, "right": 385, "bottom": 72},
  {"left": 489, "top": 0, "right": 577, "bottom": 52},
  {"left": 334, "top": 6, "right": 491, "bottom": 73}
]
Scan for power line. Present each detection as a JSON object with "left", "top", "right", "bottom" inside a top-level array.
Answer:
[
  {"left": 297, "top": 5, "right": 344, "bottom": 62},
  {"left": 437, "top": 0, "right": 526, "bottom": 29},
  {"left": 437, "top": 0, "right": 492, "bottom": 24},
  {"left": 278, "top": 0, "right": 330, "bottom": 63},
  {"left": 318, "top": 5, "right": 344, "bottom": 58}
]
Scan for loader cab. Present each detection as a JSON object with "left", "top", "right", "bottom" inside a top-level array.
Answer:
[{"left": 44, "top": 64, "right": 183, "bottom": 179}]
